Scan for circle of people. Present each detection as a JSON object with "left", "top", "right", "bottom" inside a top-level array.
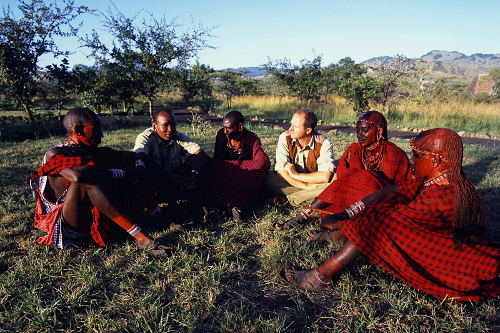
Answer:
[{"left": 27, "top": 107, "right": 500, "bottom": 302}]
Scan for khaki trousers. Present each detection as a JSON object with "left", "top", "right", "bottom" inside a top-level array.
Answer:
[{"left": 265, "top": 171, "right": 335, "bottom": 206}]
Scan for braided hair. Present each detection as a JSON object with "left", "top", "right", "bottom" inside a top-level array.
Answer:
[{"left": 414, "top": 128, "right": 487, "bottom": 245}]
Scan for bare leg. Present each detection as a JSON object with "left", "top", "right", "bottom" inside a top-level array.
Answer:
[
  {"left": 62, "top": 182, "right": 153, "bottom": 246},
  {"left": 284, "top": 240, "right": 362, "bottom": 289}
]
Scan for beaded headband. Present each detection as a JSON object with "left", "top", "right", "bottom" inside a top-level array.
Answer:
[
  {"left": 357, "top": 112, "right": 383, "bottom": 130},
  {"left": 410, "top": 139, "right": 449, "bottom": 163}
]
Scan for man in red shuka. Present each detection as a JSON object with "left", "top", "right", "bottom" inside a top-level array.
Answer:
[
  {"left": 28, "top": 108, "right": 171, "bottom": 255},
  {"left": 280, "top": 128, "right": 500, "bottom": 302}
]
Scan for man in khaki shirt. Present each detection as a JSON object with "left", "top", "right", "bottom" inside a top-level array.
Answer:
[
  {"left": 266, "top": 109, "right": 335, "bottom": 216},
  {"left": 134, "top": 109, "right": 210, "bottom": 222}
]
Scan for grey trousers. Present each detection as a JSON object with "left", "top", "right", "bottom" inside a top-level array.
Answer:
[{"left": 265, "top": 171, "right": 335, "bottom": 206}]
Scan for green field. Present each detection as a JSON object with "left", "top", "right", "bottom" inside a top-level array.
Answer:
[{"left": 1, "top": 122, "right": 500, "bottom": 332}]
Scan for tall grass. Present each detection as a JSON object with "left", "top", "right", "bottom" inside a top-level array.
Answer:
[{"left": 220, "top": 95, "right": 500, "bottom": 136}]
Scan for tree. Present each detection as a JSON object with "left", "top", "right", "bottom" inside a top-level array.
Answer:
[
  {"left": 0, "top": 0, "right": 90, "bottom": 124},
  {"left": 328, "top": 57, "right": 377, "bottom": 113},
  {"left": 367, "top": 54, "right": 428, "bottom": 109},
  {"left": 487, "top": 68, "right": 500, "bottom": 99},
  {"left": 216, "top": 69, "right": 246, "bottom": 108},
  {"left": 262, "top": 55, "right": 323, "bottom": 101},
  {"left": 83, "top": 6, "right": 214, "bottom": 118},
  {"left": 44, "top": 58, "right": 78, "bottom": 118},
  {"left": 178, "top": 61, "right": 215, "bottom": 107}
]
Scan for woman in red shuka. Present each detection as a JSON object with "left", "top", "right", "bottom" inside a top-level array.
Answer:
[{"left": 280, "top": 128, "right": 500, "bottom": 302}]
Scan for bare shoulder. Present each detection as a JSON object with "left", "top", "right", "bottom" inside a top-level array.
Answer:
[{"left": 45, "top": 146, "right": 65, "bottom": 160}]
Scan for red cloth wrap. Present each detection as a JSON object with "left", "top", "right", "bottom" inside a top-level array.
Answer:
[
  {"left": 30, "top": 147, "right": 150, "bottom": 247},
  {"left": 340, "top": 178, "right": 500, "bottom": 301},
  {"left": 317, "top": 142, "right": 411, "bottom": 214},
  {"left": 205, "top": 129, "right": 270, "bottom": 211}
]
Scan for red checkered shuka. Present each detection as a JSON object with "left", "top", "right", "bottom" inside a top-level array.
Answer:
[
  {"left": 29, "top": 146, "right": 150, "bottom": 247},
  {"left": 205, "top": 129, "right": 271, "bottom": 211},
  {"left": 317, "top": 141, "right": 412, "bottom": 214},
  {"left": 340, "top": 178, "right": 500, "bottom": 302}
]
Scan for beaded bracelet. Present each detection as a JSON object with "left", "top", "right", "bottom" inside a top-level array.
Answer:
[
  {"left": 345, "top": 200, "right": 366, "bottom": 218},
  {"left": 126, "top": 224, "right": 141, "bottom": 236},
  {"left": 135, "top": 159, "right": 145, "bottom": 168},
  {"left": 300, "top": 208, "right": 314, "bottom": 219},
  {"left": 110, "top": 169, "right": 126, "bottom": 179}
]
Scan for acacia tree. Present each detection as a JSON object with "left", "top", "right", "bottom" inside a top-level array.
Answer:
[
  {"left": 487, "top": 68, "right": 500, "bottom": 99},
  {"left": 216, "top": 69, "right": 246, "bottom": 108},
  {"left": 83, "top": 7, "right": 213, "bottom": 118},
  {"left": 325, "top": 57, "right": 377, "bottom": 113},
  {"left": 367, "top": 54, "right": 428, "bottom": 109},
  {"left": 0, "top": 0, "right": 89, "bottom": 124},
  {"left": 263, "top": 55, "right": 323, "bottom": 101},
  {"left": 178, "top": 61, "right": 218, "bottom": 111}
]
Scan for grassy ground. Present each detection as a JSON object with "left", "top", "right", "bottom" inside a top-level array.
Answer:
[{"left": 1, "top": 122, "right": 500, "bottom": 332}]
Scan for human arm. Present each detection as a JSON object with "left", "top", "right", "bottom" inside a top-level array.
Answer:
[
  {"left": 283, "top": 163, "right": 333, "bottom": 184},
  {"left": 320, "top": 183, "right": 402, "bottom": 230}
]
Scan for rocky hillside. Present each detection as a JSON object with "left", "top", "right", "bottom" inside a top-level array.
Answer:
[{"left": 421, "top": 51, "right": 500, "bottom": 68}]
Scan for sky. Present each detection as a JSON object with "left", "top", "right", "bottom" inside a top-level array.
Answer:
[{"left": 4, "top": 0, "right": 500, "bottom": 70}]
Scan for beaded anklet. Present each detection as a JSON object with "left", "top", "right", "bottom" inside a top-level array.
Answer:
[
  {"left": 127, "top": 224, "right": 141, "bottom": 236},
  {"left": 315, "top": 268, "right": 332, "bottom": 285}
]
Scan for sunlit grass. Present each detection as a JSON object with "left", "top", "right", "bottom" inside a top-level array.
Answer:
[{"left": 1, "top": 123, "right": 499, "bottom": 331}]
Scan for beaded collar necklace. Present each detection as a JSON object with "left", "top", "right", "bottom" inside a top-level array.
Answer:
[{"left": 424, "top": 171, "right": 449, "bottom": 187}]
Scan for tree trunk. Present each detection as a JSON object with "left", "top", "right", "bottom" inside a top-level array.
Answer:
[
  {"left": 22, "top": 103, "right": 35, "bottom": 125},
  {"left": 149, "top": 99, "right": 153, "bottom": 121}
]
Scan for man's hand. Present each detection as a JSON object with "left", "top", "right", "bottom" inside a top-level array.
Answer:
[
  {"left": 284, "top": 163, "right": 297, "bottom": 177},
  {"left": 125, "top": 166, "right": 147, "bottom": 182},
  {"left": 169, "top": 173, "right": 196, "bottom": 190}
]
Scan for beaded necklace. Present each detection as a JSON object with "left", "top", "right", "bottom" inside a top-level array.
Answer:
[
  {"left": 227, "top": 139, "right": 243, "bottom": 160},
  {"left": 424, "top": 172, "right": 449, "bottom": 187}
]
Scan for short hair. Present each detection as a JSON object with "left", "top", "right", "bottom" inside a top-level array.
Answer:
[
  {"left": 63, "top": 108, "right": 96, "bottom": 134},
  {"left": 296, "top": 109, "right": 317, "bottom": 130},
  {"left": 152, "top": 108, "right": 175, "bottom": 123},
  {"left": 223, "top": 110, "right": 244, "bottom": 126}
]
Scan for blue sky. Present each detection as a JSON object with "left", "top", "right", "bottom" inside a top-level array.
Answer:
[{"left": 5, "top": 0, "right": 500, "bottom": 70}]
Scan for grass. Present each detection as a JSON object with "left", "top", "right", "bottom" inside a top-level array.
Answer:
[
  {"left": 221, "top": 95, "right": 500, "bottom": 136},
  {"left": 1, "top": 121, "right": 500, "bottom": 332}
]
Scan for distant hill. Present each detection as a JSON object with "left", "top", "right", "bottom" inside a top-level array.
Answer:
[
  {"left": 362, "top": 50, "right": 500, "bottom": 83},
  {"left": 420, "top": 50, "right": 500, "bottom": 68},
  {"left": 221, "top": 67, "right": 267, "bottom": 78}
]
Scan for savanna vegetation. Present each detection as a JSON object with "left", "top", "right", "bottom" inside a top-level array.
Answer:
[{"left": 1, "top": 0, "right": 500, "bottom": 332}]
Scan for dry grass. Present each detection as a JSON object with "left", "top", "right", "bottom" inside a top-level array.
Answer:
[{"left": 1, "top": 122, "right": 500, "bottom": 332}]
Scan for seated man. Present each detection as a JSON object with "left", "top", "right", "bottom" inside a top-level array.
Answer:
[
  {"left": 280, "top": 128, "right": 500, "bottom": 302},
  {"left": 134, "top": 108, "right": 210, "bottom": 221},
  {"left": 276, "top": 111, "right": 411, "bottom": 231},
  {"left": 28, "top": 108, "right": 169, "bottom": 255},
  {"left": 204, "top": 111, "right": 270, "bottom": 221},
  {"left": 266, "top": 109, "right": 335, "bottom": 208}
]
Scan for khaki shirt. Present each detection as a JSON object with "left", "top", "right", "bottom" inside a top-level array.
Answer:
[
  {"left": 134, "top": 128, "right": 200, "bottom": 172},
  {"left": 274, "top": 130, "right": 335, "bottom": 173}
]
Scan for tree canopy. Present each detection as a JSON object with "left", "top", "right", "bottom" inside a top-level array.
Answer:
[{"left": 0, "top": 0, "right": 90, "bottom": 124}]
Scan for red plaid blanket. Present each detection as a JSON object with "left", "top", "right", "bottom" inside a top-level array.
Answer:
[
  {"left": 29, "top": 146, "right": 149, "bottom": 247},
  {"left": 205, "top": 129, "right": 270, "bottom": 211},
  {"left": 317, "top": 142, "right": 411, "bottom": 214},
  {"left": 340, "top": 178, "right": 500, "bottom": 301}
]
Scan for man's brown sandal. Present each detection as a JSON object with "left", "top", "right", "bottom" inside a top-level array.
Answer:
[
  {"left": 274, "top": 215, "right": 305, "bottom": 230},
  {"left": 140, "top": 239, "right": 174, "bottom": 256},
  {"left": 307, "top": 230, "right": 347, "bottom": 244},
  {"left": 279, "top": 266, "right": 332, "bottom": 292}
]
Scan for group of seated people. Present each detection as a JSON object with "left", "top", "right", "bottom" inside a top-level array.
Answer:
[{"left": 28, "top": 107, "right": 500, "bottom": 302}]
